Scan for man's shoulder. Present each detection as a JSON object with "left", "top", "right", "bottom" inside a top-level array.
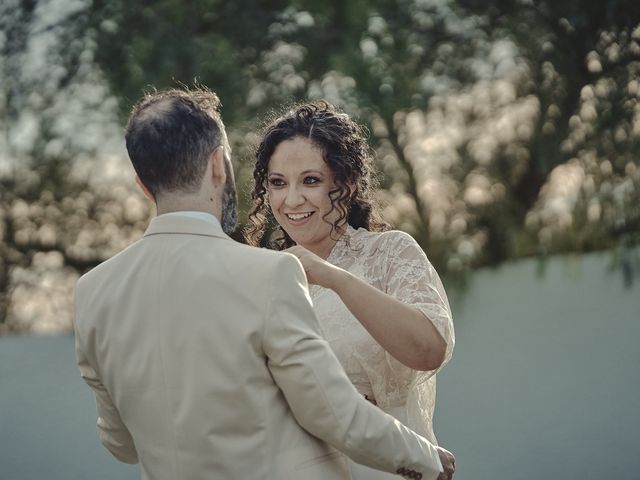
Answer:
[
  {"left": 227, "top": 242, "right": 303, "bottom": 271},
  {"left": 77, "top": 238, "right": 302, "bottom": 292},
  {"left": 231, "top": 242, "right": 293, "bottom": 259},
  {"left": 77, "top": 238, "right": 144, "bottom": 285}
]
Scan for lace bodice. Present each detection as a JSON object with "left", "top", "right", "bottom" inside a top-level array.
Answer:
[{"left": 310, "top": 226, "right": 454, "bottom": 443}]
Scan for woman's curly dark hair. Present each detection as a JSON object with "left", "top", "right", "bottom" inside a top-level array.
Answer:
[{"left": 244, "top": 100, "right": 388, "bottom": 249}]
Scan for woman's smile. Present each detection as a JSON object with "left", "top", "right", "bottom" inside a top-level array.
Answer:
[{"left": 285, "top": 211, "right": 314, "bottom": 222}]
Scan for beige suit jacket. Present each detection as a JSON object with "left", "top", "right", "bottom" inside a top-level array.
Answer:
[{"left": 74, "top": 215, "right": 444, "bottom": 480}]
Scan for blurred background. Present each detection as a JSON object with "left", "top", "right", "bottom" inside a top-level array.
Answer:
[{"left": 1, "top": 0, "right": 639, "bottom": 479}]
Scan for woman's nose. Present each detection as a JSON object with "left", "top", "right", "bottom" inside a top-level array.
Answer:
[{"left": 284, "top": 185, "right": 305, "bottom": 207}]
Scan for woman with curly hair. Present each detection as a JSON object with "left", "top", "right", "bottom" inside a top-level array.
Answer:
[{"left": 245, "top": 101, "right": 455, "bottom": 479}]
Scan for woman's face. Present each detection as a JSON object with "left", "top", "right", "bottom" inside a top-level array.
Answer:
[{"left": 267, "top": 136, "right": 341, "bottom": 258}]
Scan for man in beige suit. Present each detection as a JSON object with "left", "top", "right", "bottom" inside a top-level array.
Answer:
[{"left": 74, "top": 87, "right": 455, "bottom": 480}]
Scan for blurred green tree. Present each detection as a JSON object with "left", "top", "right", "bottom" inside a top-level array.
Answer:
[
  {"left": 89, "top": 0, "right": 640, "bottom": 268},
  {"left": 1, "top": 0, "right": 639, "bottom": 332},
  {"left": 0, "top": 0, "right": 150, "bottom": 331}
]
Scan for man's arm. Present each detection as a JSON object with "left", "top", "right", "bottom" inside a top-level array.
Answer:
[
  {"left": 74, "top": 283, "right": 138, "bottom": 464},
  {"left": 263, "top": 254, "right": 445, "bottom": 480}
]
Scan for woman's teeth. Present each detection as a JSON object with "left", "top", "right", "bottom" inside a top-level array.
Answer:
[{"left": 287, "top": 212, "right": 313, "bottom": 220}]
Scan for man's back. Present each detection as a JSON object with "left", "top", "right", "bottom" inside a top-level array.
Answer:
[
  {"left": 76, "top": 214, "right": 445, "bottom": 480},
  {"left": 74, "top": 215, "right": 351, "bottom": 479}
]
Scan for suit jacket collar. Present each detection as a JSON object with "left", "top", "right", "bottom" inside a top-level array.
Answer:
[{"left": 143, "top": 214, "right": 231, "bottom": 241}]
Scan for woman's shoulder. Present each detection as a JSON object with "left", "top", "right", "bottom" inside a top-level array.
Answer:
[
  {"left": 350, "top": 227, "right": 419, "bottom": 250},
  {"left": 341, "top": 228, "right": 426, "bottom": 268}
]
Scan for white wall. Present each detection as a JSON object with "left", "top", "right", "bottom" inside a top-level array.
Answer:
[{"left": 435, "top": 250, "right": 640, "bottom": 480}]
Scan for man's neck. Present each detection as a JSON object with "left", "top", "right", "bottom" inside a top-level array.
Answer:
[{"left": 155, "top": 195, "right": 220, "bottom": 218}]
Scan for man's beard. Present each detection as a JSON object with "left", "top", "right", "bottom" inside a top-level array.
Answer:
[{"left": 220, "top": 160, "right": 238, "bottom": 235}]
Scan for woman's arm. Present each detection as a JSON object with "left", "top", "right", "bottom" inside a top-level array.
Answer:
[{"left": 285, "top": 245, "right": 447, "bottom": 371}]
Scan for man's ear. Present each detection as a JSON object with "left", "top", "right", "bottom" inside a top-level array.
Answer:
[
  {"left": 136, "top": 176, "right": 156, "bottom": 203},
  {"left": 210, "top": 146, "right": 227, "bottom": 186}
]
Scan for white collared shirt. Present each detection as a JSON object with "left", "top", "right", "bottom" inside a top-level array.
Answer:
[{"left": 158, "top": 211, "right": 222, "bottom": 228}]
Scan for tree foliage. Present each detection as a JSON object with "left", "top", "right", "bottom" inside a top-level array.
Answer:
[{"left": 1, "top": 0, "right": 639, "bottom": 332}]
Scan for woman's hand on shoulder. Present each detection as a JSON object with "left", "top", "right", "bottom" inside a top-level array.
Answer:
[{"left": 284, "top": 246, "right": 347, "bottom": 290}]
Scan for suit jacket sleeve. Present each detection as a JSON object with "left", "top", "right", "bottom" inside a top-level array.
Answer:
[
  {"left": 263, "top": 254, "right": 444, "bottom": 480},
  {"left": 74, "top": 279, "right": 139, "bottom": 464}
]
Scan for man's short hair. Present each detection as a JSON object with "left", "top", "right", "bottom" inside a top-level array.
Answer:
[{"left": 125, "top": 87, "right": 226, "bottom": 198}]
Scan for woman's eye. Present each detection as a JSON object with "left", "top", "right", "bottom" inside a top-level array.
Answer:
[
  {"left": 303, "top": 176, "right": 320, "bottom": 185},
  {"left": 268, "top": 178, "right": 285, "bottom": 187}
]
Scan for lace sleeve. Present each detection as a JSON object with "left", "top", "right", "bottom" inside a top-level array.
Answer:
[
  {"left": 379, "top": 231, "right": 455, "bottom": 443},
  {"left": 382, "top": 231, "right": 455, "bottom": 373}
]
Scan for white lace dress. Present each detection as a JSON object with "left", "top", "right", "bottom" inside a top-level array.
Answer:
[{"left": 310, "top": 226, "right": 455, "bottom": 479}]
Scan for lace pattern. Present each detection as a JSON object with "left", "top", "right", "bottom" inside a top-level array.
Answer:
[{"left": 310, "top": 226, "right": 455, "bottom": 444}]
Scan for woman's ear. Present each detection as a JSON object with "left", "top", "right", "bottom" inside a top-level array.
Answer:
[
  {"left": 136, "top": 176, "right": 155, "bottom": 203},
  {"left": 348, "top": 180, "right": 358, "bottom": 200}
]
